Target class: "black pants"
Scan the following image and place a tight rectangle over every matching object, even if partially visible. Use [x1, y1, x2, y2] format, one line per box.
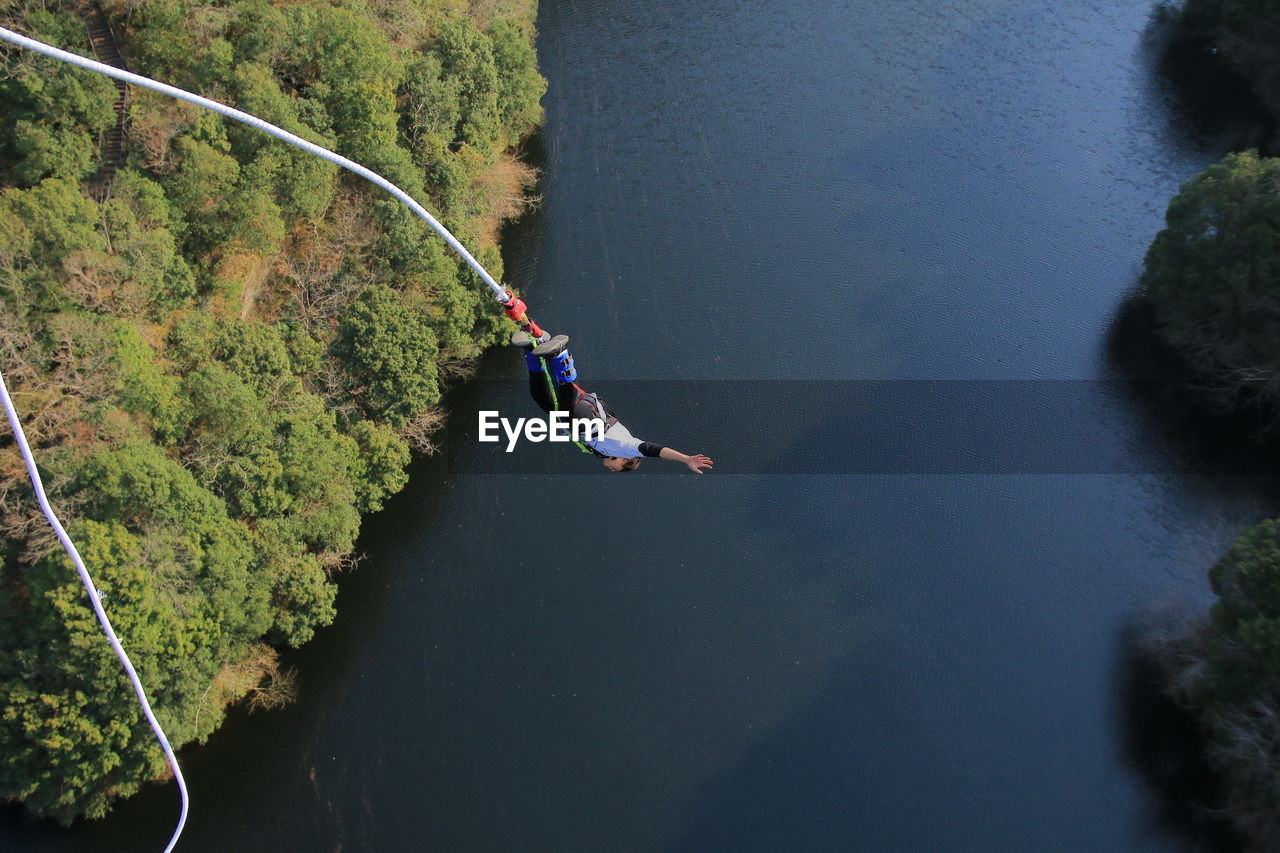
[528, 364, 616, 424]
[528, 366, 579, 415]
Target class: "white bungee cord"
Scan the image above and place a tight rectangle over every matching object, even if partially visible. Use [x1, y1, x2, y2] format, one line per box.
[0, 368, 190, 852]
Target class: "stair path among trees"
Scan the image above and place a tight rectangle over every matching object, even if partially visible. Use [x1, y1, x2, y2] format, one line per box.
[82, 1, 129, 201]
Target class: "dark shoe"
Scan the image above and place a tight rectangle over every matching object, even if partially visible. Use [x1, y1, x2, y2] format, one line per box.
[531, 334, 570, 359]
[511, 330, 534, 349]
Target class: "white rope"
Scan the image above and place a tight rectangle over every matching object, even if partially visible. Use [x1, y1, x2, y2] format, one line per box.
[0, 21, 517, 851]
[0, 24, 511, 301]
[0, 368, 189, 852]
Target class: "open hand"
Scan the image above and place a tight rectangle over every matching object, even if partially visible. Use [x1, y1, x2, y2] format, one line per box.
[686, 454, 714, 474]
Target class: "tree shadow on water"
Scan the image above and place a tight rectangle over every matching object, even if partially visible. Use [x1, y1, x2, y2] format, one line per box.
[1106, 294, 1279, 852]
[1142, 3, 1275, 156]
[1118, 625, 1241, 853]
[1104, 294, 1280, 493]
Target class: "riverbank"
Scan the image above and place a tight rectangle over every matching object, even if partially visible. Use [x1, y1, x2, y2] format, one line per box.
[1132, 3, 1280, 849]
[0, 0, 544, 822]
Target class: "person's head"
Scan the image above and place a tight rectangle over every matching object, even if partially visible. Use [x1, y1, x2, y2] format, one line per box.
[602, 456, 641, 472]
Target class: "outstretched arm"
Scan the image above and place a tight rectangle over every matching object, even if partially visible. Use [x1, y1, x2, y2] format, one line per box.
[658, 447, 714, 473]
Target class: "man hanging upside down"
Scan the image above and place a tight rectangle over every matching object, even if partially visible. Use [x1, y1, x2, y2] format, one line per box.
[513, 331, 714, 473]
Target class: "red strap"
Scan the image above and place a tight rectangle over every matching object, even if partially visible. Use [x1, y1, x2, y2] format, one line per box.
[503, 292, 528, 323]
[501, 291, 546, 339]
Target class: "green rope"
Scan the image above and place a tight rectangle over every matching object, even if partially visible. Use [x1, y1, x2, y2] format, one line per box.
[539, 355, 594, 455]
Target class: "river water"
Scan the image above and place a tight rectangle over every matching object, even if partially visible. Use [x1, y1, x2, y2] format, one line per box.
[4, 0, 1277, 850]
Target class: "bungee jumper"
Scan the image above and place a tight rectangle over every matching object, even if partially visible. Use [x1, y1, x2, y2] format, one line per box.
[501, 293, 714, 473]
[0, 20, 714, 852]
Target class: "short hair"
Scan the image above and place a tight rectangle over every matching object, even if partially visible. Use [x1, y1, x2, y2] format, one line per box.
[620, 457, 641, 471]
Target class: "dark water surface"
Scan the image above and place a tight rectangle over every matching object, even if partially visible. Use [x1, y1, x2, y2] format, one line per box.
[4, 0, 1277, 850]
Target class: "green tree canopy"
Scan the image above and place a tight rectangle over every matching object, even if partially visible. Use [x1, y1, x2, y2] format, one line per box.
[0, 13, 116, 185]
[336, 284, 440, 426]
[0, 0, 543, 823]
[1142, 150, 1280, 398]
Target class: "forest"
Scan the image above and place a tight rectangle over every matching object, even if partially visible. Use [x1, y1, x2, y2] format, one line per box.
[0, 0, 544, 822]
[1142, 0, 1280, 847]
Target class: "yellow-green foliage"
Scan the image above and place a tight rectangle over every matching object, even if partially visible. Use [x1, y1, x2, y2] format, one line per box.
[0, 0, 543, 823]
[1142, 150, 1280, 398]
